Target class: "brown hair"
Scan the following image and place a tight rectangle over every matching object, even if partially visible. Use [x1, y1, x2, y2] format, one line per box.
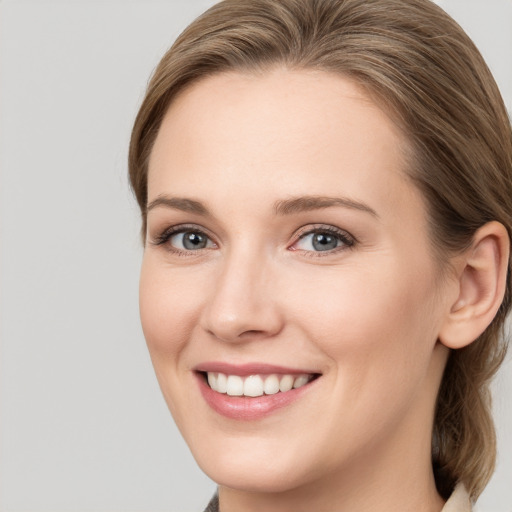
[129, 0, 512, 500]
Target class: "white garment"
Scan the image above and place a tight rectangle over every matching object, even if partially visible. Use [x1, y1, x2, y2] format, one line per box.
[442, 484, 472, 512]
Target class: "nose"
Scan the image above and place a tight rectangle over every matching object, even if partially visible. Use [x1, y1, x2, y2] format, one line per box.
[199, 250, 284, 343]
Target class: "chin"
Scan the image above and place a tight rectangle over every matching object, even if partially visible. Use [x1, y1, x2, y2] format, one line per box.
[191, 441, 314, 493]
[203, 462, 307, 494]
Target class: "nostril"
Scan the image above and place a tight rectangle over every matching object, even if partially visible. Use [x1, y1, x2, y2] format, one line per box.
[238, 329, 269, 338]
[205, 325, 278, 343]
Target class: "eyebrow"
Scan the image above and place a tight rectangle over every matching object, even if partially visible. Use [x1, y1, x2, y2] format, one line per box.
[146, 196, 211, 216]
[146, 194, 378, 218]
[273, 195, 379, 217]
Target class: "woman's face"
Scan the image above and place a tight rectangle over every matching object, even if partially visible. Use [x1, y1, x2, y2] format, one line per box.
[140, 69, 454, 493]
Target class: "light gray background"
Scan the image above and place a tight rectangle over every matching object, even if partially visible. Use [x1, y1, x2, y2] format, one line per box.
[0, 1, 510, 511]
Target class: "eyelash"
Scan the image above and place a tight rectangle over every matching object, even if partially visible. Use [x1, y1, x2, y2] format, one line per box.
[150, 223, 356, 257]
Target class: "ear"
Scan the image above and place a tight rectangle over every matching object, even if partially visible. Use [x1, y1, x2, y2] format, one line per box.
[439, 221, 510, 349]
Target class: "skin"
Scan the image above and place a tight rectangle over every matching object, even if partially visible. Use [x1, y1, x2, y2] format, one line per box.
[140, 68, 495, 511]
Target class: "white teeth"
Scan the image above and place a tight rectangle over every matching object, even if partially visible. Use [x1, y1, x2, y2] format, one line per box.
[279, 374, 294, 392]
[293, 375, 309, 389]
[263, 374, 280, 395]
[244, 375, 264, 397]
[207, 372, 217, 389]
[206, 372, 314, 396]
[216, 372, 227, 393]
[226, 375, 244, 396]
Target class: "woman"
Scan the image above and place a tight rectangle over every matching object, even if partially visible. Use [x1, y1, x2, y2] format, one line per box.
[129, 0, 512, 510]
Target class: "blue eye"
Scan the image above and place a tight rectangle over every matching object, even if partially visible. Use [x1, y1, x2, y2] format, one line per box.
[293, 228, 354, 252]
[169, 230, 214, 250]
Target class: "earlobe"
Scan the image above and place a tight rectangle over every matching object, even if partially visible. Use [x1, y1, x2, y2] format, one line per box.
[439, 221, 510, 350]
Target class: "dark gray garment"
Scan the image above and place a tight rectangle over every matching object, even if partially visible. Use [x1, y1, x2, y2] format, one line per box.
[203, 493, 219, 512]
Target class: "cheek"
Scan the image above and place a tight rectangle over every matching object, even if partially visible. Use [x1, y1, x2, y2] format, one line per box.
[288, 257, 441, 389]
[281, 259, 442, 461]
[139, 257, 203, 362]
[139, 257, 211, 427]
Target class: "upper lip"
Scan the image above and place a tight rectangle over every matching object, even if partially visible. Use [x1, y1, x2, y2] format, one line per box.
[193, 361, 321, 377]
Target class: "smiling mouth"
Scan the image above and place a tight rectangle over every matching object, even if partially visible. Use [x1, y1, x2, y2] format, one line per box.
[201, 371, 320, 397]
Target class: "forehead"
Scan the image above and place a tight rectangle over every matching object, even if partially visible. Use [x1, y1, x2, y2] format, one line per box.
[148, 68, 416, 221]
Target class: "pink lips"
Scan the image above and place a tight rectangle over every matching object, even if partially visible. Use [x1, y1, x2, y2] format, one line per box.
[194, 362, 319, 421]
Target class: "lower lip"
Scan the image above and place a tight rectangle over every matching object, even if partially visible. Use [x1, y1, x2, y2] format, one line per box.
[196, 373, 317, 421]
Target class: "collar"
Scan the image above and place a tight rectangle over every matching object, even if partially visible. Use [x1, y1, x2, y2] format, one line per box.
[441, 483, 472, 512]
